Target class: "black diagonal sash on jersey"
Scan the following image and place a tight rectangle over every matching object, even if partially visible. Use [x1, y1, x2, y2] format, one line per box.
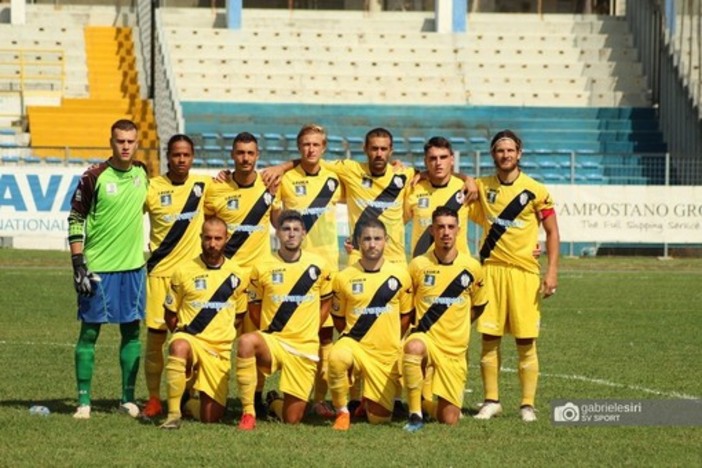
[356, 174, 407, 227]
[343, 275, 401, 342]
[411, 269, 473, 334]
[301, 177, 338, 233]
[184, 274, 238, 335]
[413, 188, 464, 258]
[224, 191, 273, 258]
[265, 265, 321, 334]
[147, 182, 205, 273]
[479, 189, 535, 263]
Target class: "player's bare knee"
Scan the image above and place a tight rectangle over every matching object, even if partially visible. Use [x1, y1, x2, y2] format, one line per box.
[168, 338, 191, 358]
[516, 337, 535, 346]
[403, 339, 425, 356]
[237, 333, 257, 357]
[482, 333, 501, 343]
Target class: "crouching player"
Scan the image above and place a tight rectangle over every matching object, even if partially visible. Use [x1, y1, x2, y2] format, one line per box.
[160, 217, 249, 429]
[328, 219, 414, 431]
[403, 207, 488, 431]
[235, 210, 332, 430]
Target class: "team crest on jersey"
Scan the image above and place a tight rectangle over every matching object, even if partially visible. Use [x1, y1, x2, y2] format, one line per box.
[487, 189, 499, 204]
[308, 267, 318, 281]
[160, 194, 172, 206]
[418, 197, 430, 209]
[193, 185, 203, 198]
[194, 278, 207, 290]
[264, 192, 273, 205]
[455, 191, 465, 204]
[352, 282, 363, 294]
[295, 184, 306, 196]
[388, 278, 399, 291]
[164, 293, 174, 307]
[106, 183, 118, 195]
[519, 192, 529, 206]
[133, 177, 142, 187]
[460, 273, 471, 288]
[362, 177, 372, 188]
[227, 198, 239, 210]
[75, 189, 82, 202]
[327, 179, 337, 192]
[230, 274, 240, 290]
[393, 176, 404, 189]
[272, 272, 283, 284]
[423, 274, 435, 286]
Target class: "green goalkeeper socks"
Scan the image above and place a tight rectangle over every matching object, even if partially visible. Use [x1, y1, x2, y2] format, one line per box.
[75, 323, 101, 406]
[119, 321, 141, 404]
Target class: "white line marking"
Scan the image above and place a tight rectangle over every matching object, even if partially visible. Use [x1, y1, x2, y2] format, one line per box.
[465, 365, 700, 400]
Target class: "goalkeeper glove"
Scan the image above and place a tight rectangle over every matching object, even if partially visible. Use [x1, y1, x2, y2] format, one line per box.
[72, 254, 101, 297]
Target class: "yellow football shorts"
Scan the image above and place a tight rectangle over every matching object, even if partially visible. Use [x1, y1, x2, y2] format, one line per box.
[170, 332, 232, 406]
[146, 275, 170, 330]
[476, 263, 541, 338]
[404, 332, 467, 408]
[333, 337, 400, 412]
[258, 332, 317, 402]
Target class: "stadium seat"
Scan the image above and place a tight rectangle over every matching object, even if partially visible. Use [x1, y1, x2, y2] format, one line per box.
[205, 158, 226, 168]
[23, 155, 41, 164]
[1, 155, 19, 163]
[192, 158, 205, 168]
[45, 156, 63, 164]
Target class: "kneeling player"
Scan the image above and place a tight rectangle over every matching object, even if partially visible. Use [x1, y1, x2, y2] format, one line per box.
[328, 219, 414, 431]
[403, 207, 487, 431]
[236, 210, 332, 430]
[160, 217, 249, 429]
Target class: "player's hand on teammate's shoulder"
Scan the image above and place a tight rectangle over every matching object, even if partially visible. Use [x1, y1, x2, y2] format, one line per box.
[213, 169, 232, 183]
[410, 170, 427, 187]
[390, 159, 405, 173]
[260, 165, 285, 190]
[462, 176, 479, 203]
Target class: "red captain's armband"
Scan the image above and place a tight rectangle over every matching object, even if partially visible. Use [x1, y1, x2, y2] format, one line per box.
[540, 208, 556, 220]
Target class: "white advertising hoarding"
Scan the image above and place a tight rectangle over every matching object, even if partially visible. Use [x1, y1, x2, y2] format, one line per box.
[549, 185, 702, 243]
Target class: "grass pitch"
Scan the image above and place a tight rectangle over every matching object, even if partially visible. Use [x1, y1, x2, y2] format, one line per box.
[0, 249, 700, 466]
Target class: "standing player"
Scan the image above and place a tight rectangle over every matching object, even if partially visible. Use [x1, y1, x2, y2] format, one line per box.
[327, 219, 414, 431]
[68, 119, 148, 419]
[160, 217, 249, 429]
[204, 131, 275, 416]
[404, 136, 471, 258]
[271, 124, 343, 418]
[142, 134, 212, 418]
[403, 206, 487, 432]
[235, 210, 332, 430]
[470, 129, 560, 422]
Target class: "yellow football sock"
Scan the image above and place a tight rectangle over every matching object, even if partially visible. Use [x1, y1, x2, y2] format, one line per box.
[480, 338, 501, 402]
[422, 365, 435, 402]
[184, 398, 201, 421]
[269, 397, 284, 420]
[313, 342, 333, 402]
[236, 357, 257, 416]
[165, 356, 186, 419]
[145, 330, 167, 399]
[329, 347, 353, 410]
[402, 353, 424, 416]
[517, 342, 539, 407]
[422, 399, 437, 420]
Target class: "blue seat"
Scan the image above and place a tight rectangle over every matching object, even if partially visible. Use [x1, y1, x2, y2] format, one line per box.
[45, 156, 63, 164]
[542, 173, 566, 184]
[192, 158, 205, 168]
[328, 135, 344, 145]
[520, 160, 538, 170]
[88, 158, 103, 165]
[538, 160, 560, 171]
[205, 158, 226, 168]
[2, 155, 19, 163]
[23, 156, 41, 164]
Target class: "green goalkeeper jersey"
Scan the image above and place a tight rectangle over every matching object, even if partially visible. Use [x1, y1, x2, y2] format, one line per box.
[68, 161, 148, 272]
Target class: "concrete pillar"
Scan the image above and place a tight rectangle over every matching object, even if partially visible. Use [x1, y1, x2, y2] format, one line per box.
[226, 0, 242, 30]
[436, 0, 466, 33]
[10, 0, 26, 25]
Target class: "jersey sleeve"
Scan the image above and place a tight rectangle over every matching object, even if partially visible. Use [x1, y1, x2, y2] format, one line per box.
[470, 261, 488, 307]
[164, 269, 183, 313]
[247, 264, 263, 304]
[398, 270, 414, 315]
[331, 273, 346, 318]
[320, 260, 333, 299]
[233, 270, 250, 315]
[67, 168, 100, 244]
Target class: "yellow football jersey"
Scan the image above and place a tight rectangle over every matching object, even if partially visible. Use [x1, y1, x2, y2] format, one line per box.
[165, 257, 249, 348]
[204, 175, 274, 268]
[322, 159, 414, 264]
[404, 175, 470, 258]
[470, 172, 554, 274]
[273, 166, 343, 270]
[331, 261, 413, 360]
[145, 174, 211, 277]
[249, 251, 332, 356]
[408, 249, 488, 356]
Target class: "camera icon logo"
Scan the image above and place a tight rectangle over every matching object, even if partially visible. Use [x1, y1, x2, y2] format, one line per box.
[553, 402, 580, 422]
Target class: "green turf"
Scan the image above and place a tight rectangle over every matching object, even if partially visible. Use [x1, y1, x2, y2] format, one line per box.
[0, 250, 700, 466]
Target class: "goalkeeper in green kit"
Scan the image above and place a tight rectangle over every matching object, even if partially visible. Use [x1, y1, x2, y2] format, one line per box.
[67, 119, 149, 419]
